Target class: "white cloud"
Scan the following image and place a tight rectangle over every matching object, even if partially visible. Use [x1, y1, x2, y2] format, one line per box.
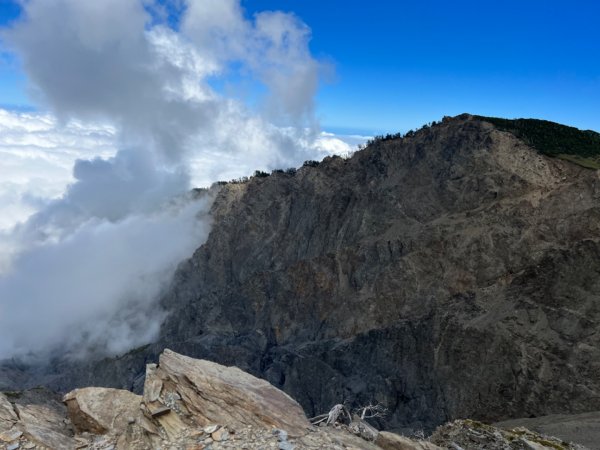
[0, 0, 367, 361]
[0, 108, 365, 232]
[0, 194, 212, 360]
[0, 109, 116, 231]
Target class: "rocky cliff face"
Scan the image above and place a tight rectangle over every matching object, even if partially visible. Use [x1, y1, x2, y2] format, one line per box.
[4, 114, 600, 433]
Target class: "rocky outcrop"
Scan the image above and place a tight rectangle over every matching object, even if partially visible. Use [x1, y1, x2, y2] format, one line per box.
[0, 388, 78, 449]
[2, 350, 366, 449]
[5, 114, 600, 433]
[0, 350, 585, 450]
[430, 419, 588, 450]
[495, 412, 600, 450]
[143, 349, 311, 437]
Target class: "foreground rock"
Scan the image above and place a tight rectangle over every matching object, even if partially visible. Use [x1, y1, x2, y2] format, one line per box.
[64, 387, 141, 435]
[0, 350, 590, 450]
[0, 350, 382, 449]
[144, 348, 310, 437]
[0, 388, 78, 449]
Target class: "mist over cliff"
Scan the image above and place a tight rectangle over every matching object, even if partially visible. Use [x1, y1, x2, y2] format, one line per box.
[0, 0, 355, 360]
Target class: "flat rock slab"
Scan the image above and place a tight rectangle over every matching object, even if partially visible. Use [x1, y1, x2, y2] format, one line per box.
[149, 349, 312, 437]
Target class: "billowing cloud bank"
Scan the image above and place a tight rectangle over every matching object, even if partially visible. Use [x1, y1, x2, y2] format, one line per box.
[0, 0, 364, 361]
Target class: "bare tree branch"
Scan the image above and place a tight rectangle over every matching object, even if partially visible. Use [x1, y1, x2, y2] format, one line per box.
[355, 402, 388, 420]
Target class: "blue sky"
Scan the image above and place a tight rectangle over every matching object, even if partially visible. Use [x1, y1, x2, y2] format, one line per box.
[1, 0, 599, 134]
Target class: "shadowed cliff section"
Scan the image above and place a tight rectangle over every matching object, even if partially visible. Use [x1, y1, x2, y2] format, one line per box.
[4, 114, 600, 433]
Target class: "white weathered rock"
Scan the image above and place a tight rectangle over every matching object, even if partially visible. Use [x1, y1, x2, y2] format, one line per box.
[521, 438, 555, 450]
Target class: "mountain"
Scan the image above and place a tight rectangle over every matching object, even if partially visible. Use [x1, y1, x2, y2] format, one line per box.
[3, 114, 600, 434]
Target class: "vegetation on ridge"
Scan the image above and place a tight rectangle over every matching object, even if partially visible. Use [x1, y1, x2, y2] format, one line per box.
[476, 115, 600, 169]
[211, 115, 600, 188]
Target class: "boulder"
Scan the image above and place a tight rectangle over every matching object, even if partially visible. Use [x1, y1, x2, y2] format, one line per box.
[145, 348, 312, 437]
[63, 387, 141, 434]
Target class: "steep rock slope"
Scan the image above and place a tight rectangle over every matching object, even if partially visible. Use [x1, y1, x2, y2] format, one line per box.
[8, 115, 600, 432]
[156, 114, 600, 430]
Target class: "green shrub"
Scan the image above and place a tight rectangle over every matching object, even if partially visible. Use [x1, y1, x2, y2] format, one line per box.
[477, 115, 600, 159]
[303, 160, 320, 167]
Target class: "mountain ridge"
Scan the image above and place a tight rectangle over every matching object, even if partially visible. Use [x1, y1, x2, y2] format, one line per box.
[3, 114, 600, 434]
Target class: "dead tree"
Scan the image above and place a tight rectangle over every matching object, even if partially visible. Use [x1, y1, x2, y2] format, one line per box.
[309, 401, 388, 442]
[355, 403, 388, 420]
[309, 403, 350, 426]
